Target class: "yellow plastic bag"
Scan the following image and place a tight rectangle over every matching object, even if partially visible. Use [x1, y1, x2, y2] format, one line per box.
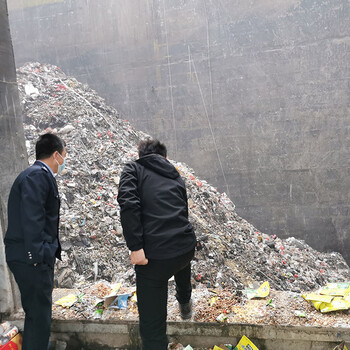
[319, 297, 350, 313]
[320, 283, 350, 297]
[246, 282, 270, 299]
[55, 294, 77, 308]
[302, 293, 333, 303]
[234, 335, 259, 350]
[303, 282, 350, 313]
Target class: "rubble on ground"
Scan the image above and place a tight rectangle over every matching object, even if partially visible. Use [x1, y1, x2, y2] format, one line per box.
[17, 62, 350, 298]
[49, 281, 350, 327]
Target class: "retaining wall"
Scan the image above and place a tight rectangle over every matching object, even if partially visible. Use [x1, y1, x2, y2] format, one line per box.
[7, 318, 350, 350]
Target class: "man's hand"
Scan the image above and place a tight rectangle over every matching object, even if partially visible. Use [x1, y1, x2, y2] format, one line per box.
[130, 249, 148, 265]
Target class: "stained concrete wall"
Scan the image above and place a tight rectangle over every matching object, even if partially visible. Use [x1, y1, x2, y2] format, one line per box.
[6, 0, 350, 263]
[9, 318, 350, 350]
[0, 0, 28, 314]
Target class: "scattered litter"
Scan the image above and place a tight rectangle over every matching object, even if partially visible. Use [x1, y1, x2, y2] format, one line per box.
[24, 82, 39, 96]
[213, 345, 233, 350]
[302, 282, 350, 313]
[246, 281, 270, 299]
[266, 298, 275, 308]
[93, 308, 103, 320]
[234, 335, 259, 350]
[55, 294, 78, 308]
[216, 313, 227, 323]
[294, 310, 306, 318]
[103, 282, 123, 307]
[320, 282, 350, 296]
[333, 341, 348, 350]
[108, 293, 131, 310]
[0, 322, 21, 349]
[183, 345, 193, 350]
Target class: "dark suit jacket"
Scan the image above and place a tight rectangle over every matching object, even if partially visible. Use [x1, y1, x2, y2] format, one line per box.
[4, 160, 62, 267]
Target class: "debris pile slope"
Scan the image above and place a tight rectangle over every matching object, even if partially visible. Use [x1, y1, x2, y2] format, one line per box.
[18, 62, 350, 293]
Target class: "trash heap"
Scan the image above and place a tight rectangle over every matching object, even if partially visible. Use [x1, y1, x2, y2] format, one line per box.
[18, 62, 350, 295]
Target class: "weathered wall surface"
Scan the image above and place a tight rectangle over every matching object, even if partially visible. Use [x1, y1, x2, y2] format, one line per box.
[7, 0, 350, 262]
[0, 0, 27, 314]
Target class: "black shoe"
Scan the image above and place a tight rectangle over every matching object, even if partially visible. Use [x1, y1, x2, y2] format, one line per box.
[179, 300, 192, 319]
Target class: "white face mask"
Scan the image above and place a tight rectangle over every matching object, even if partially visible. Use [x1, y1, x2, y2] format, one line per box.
[55, 152, 66, 175]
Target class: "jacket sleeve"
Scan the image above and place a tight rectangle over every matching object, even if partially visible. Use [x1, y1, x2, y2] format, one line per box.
[117, 162, 144, 251]
[20, 171, 50, 264]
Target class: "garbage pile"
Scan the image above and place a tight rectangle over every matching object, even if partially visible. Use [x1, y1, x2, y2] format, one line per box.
[17, 62, 350, 294]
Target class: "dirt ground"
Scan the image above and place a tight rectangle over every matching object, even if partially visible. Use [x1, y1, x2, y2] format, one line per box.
[51, 282, 350, 328]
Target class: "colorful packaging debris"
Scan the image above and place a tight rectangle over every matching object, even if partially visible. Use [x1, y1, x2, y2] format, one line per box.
[234, 335, 259, 350]
[0, 322, 22, 350]
[245, 281, 270, 299]
[302, 282, 350, 313]
[55, 294, 78, 308]
[0, 334, 22, 350]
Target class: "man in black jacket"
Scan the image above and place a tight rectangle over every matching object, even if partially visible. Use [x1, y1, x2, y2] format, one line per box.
[118, 139, 196, 350]
[4, 133, 66, 350]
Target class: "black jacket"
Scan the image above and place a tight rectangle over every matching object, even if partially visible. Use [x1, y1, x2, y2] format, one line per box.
[117, 154, 196, 259]
[4, 161, 61, 267]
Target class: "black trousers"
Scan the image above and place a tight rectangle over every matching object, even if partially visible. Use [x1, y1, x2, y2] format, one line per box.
[135, 249, 194, 350]
[8, 261, 54, 350]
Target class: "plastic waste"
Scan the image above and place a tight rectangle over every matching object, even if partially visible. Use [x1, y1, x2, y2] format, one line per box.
[332, 341, 348, 350]
[103, 282, 123, 307]
[0, 333, 22, 349]
[245, 281, 270, 299]
[302, 282, 350, 313]
[55, 294, 78, 308]
[266, 299, 275, 308]
[183, 346, 193, 350]
[108, 293, 131, 310]
[0, 322, 19, 347]
[234, 335, 259, 350]
[319, 282, 350, 296]
[294, 310, 306, 318]
[216, 313, 227, 322]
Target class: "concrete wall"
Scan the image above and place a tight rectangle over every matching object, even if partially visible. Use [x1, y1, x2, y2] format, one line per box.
[0, 0, 28, 315]
[7, 0, 350, 263]
[9, 318, 350, 350]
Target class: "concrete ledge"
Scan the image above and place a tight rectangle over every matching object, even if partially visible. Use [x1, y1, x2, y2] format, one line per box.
[10, 318, 350, 349]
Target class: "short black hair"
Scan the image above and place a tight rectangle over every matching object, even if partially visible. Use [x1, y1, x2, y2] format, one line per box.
[35, 133, 66, 160]
[138, 139, 167, 158]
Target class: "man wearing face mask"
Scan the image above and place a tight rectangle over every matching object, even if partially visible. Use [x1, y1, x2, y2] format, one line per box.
[4, 133, 66, 350]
